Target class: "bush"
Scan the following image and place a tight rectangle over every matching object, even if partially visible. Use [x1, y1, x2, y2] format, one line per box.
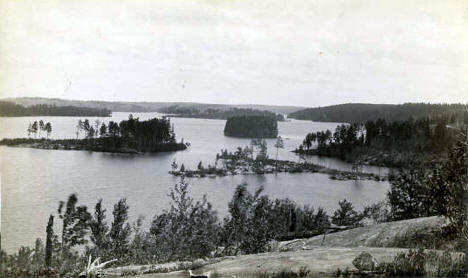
[387, 135, 467, 233]
[376, 249, 468, 277]
[150, 178, 220, 261]
[221, 184, 330, 255]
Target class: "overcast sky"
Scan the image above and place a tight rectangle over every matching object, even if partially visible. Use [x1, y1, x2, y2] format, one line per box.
[0, 0, 466, 107]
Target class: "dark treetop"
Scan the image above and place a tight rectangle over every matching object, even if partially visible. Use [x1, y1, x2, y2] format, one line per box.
[224, 115, 278, 138]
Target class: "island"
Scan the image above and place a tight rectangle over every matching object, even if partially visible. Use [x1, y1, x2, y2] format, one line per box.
[224, 115, 278, 138]
[169, 141, 385, 181]
[0, 115, 188, 153]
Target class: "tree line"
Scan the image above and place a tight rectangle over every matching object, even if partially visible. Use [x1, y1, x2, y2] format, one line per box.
[0, 101, 111, 117]
[158, 106, 285, 121]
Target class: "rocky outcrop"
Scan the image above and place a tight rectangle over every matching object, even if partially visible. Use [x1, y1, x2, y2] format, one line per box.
[104, 217, 457, 278]
[277, 216, 450, 251]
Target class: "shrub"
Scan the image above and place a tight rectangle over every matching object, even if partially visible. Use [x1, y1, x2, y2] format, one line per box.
[150, 178, 220, 261]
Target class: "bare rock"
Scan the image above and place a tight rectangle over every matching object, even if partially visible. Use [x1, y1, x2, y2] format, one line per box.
[352, 252, 378, 271]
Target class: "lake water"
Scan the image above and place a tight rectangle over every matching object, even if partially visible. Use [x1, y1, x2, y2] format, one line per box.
[0, 112, 389, 253]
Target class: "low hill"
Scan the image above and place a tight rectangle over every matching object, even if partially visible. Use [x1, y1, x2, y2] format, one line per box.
[288, 103, 468, 123]
[4, 97, 303, 115]
[160, 105, 285, 121]
[0, 101, 111, 117]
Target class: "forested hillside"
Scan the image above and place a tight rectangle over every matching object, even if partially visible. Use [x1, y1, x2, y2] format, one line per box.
[288, 103, 468, 123]
[0, 101, 111, 117]
[5, 97, 302, 114]
[296, 114, 466, 167]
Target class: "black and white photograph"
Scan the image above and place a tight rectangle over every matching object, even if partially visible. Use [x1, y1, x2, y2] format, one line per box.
[0, 0, 467, 277]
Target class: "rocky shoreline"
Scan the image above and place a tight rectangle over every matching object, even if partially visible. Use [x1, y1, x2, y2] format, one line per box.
[169, 158, 386, 181]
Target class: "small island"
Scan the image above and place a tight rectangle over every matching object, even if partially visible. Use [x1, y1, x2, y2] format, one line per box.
[169, 140, 385, 181]
[224, 115, 278, 138]
[0, 115, 188, 153]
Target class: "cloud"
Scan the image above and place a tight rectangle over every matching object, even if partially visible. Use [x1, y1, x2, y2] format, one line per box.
[0, 0, 466, 106]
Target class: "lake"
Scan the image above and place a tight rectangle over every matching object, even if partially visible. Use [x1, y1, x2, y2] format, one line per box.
[0, 112, 389, 253]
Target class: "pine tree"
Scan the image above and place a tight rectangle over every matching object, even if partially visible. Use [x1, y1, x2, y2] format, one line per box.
[57, 194, 91, 256]
[39, 120, 45, 138]
[45, 215, 54, 268]
[31, 121, 38, 138]
[110, 198, 131, 258]
[45, 122, 52, 139]
[331, 199, 359, 227]
[89, 199, 110, 257]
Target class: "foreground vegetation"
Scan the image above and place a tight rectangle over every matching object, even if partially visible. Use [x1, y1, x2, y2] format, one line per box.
[0, 101, 111, 117]
[1, 181, 365, 277]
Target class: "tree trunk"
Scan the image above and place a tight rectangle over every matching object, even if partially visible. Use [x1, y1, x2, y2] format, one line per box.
[275, 147, 279, 175]
[45, 215, 54, 268]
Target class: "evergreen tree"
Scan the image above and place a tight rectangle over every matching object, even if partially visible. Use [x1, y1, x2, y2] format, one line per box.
[39, 120, 45, 138]
[110, 198, 131, 258]
[274, 136, 284, 174]
[45, 122, 52, 139]
[89, 199, 110, 257]
[31, 121, 38, 138]
[45, 215, 54, 269]
[99, 123, 107, 137]
[57, 194, 91, 255]
[27, 123, 32, 138]
[331, 199, 360, 227]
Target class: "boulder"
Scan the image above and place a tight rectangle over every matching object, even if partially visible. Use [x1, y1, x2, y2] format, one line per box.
[352, 252, 378, 271]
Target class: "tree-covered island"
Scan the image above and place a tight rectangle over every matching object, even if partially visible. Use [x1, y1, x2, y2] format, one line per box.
[224, 115, 279, 138]
[0, 115, 188, 153]
[295, 115, 467, 167]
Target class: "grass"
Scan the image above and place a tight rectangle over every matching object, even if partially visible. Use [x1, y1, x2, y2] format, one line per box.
[339, 249, 468, 278]
[243, 267, 312, 278]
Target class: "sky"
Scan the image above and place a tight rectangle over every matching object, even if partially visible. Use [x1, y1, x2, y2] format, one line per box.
[0, 0, 467, 107]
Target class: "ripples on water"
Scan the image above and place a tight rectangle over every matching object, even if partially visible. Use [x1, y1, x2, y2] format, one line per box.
[0, 112, 389, 252]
